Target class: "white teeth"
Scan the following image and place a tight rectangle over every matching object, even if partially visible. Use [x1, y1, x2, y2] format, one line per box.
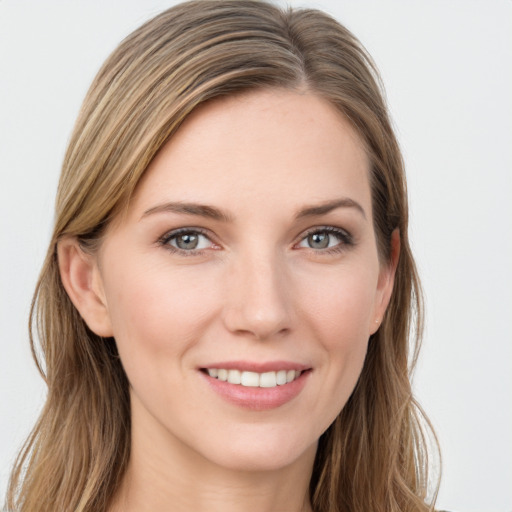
[227, 369, 241, 384]
[241, 371, 260, 387]
[206, 368, 304, 388]
[276, 370, 287, 385]
[260, 371, 277, 388]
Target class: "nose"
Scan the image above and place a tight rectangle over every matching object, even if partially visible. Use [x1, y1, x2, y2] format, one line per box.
[222, 250, 293, 341]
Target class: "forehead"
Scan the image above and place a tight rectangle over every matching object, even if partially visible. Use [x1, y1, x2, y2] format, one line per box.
[131, 89, 371, 219]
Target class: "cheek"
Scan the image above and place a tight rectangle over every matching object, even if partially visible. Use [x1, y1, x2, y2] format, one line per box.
[296, 263, 378, 421]
[314, 274, 374, 373]
[102, 260, 221, 371]
[298, 262, 378, 346]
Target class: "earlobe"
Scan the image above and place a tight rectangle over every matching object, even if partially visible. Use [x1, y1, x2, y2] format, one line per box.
[57, 238, 113, 337]
[370, 229, 400, 335]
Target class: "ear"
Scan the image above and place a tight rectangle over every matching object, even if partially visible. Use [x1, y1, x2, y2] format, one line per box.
[370, 229, 400, 335]
[57, 237, 113, 337]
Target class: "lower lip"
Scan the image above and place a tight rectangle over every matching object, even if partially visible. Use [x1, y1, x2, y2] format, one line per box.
[201, 370, 311, 411]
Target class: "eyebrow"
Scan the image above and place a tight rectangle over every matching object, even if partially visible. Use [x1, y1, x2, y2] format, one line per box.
[141, 197, 366, 222]
[141, 202, 234, 222]
[295, 198, 367, 220]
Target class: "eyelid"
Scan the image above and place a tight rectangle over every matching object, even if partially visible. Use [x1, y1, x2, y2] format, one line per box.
[157, 225, 354, 256]
[294, 225, 354, 252]
[158, 227, 220, 255]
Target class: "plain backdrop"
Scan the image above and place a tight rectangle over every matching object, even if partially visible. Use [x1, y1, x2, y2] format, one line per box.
[1, 1, 511, 511]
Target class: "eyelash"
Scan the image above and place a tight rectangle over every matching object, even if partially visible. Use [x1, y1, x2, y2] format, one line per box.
[158, 227, 216, 257]
[297, 226, 354, 255]
[158, 226, 354, 256]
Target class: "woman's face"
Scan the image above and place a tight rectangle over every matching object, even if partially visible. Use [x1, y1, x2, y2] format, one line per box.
[92, 89, 395, 472]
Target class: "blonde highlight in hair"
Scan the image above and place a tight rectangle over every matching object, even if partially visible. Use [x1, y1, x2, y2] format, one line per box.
[6, 2, 440, 511]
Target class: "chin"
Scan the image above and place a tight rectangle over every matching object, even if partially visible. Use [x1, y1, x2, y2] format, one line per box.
[197, 429, 319, 473]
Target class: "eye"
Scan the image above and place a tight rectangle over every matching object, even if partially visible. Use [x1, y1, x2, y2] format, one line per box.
[296, 227, 352, 252]
[160, 228, 217, 254]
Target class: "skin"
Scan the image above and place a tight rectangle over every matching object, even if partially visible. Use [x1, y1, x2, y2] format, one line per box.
[59, 89, 398, 512]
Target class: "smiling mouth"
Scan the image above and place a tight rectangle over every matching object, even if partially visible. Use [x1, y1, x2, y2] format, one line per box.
[202, 368, 304, 388]
[200, 365, 311, 410]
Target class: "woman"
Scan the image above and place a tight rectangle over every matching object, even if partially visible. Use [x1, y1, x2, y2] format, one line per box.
[5, 1, 440, 511]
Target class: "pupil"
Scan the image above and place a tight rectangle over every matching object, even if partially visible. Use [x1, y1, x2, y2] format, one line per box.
[309, 232, 329, 249]
[177, 233, 198, 249]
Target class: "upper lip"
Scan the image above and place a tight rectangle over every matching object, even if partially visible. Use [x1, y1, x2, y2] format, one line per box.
[200, 360, 311, 372]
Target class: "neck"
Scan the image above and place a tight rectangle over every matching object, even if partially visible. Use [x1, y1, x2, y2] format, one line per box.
[111, 456, 315, 512]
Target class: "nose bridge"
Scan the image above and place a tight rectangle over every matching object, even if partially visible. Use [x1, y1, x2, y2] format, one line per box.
[223, 245, 292, 340]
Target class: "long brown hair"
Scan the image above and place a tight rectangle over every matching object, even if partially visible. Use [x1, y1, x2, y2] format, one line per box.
[6, 2, 439, 511]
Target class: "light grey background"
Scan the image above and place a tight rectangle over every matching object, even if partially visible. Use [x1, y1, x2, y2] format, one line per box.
[1, 1, 511, 511]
